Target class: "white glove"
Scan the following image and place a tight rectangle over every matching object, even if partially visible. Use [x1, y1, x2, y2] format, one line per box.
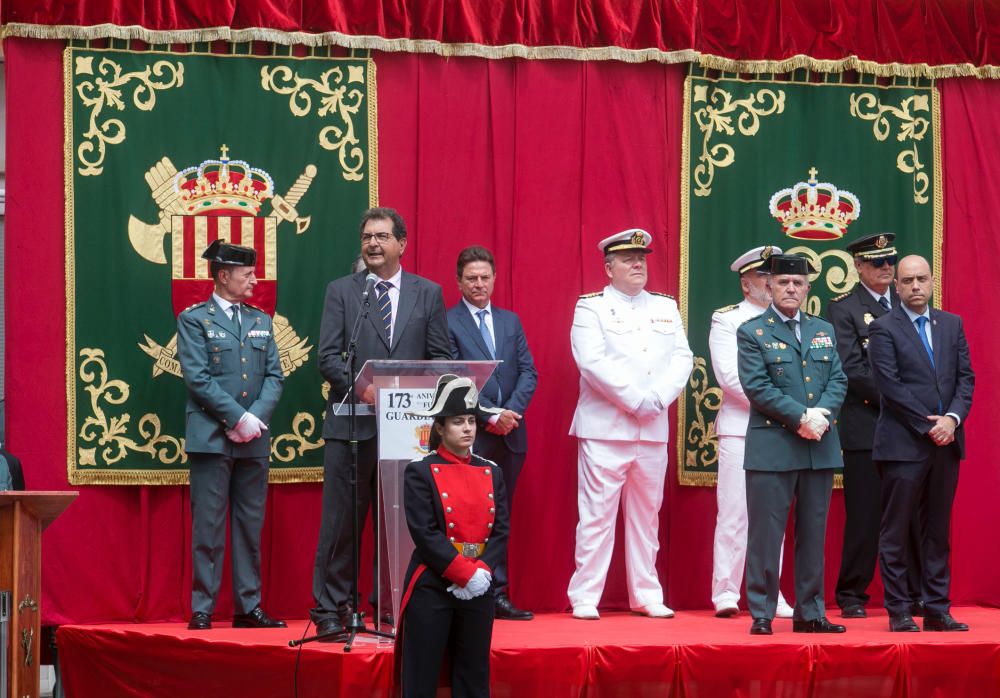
[227, 412, 266, 443]
[447, 584, 474, 601]
[804, 407, 831, 434]
[464, 568, 492, 598]
[633, 394, 663, 420]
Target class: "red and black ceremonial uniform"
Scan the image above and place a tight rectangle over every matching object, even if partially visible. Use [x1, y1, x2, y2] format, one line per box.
[396, 447, 509, 698]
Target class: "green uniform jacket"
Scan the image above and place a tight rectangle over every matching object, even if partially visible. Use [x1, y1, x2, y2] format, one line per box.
[737, 306, 847, 471]
[176, 297, 284, 457]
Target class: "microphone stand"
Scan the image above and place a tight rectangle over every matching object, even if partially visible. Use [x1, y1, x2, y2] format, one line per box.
[291, 280, 394, 651]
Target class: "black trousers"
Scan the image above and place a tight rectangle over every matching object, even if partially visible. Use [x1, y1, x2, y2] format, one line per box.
[835, 449, 923, 608]
[400, 576, 494, 698]
[473, 431, 525, 595]
[310, 436, 382, 622]
[877, 449, 960, 617]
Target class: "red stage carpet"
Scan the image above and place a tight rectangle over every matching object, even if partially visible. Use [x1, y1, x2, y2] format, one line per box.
[58, 607, 1000, 697]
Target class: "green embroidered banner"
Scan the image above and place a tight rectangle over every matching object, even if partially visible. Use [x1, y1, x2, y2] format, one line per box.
[678, 74, 941, 485]
[65, 46, 376, 484]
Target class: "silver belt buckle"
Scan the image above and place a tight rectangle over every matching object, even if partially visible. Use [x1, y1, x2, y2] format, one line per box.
[462, 542, 479, 558]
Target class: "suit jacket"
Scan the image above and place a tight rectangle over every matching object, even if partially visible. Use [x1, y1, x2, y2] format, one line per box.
[177, 298, 284, 457]
[569, 286, 693, 443]
[319, 270, 451, 441]
[826, 284, 898, 450]
[447, 303, 538, 454]
[0, 448, 25, 491]
[737, 306, 847, 471]
[709, 299, 767, 437]
[868, 305, 974, 462]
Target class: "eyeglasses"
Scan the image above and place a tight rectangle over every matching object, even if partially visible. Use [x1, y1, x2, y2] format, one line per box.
[360, 232, 393, 243]
[869, 255, 897, 268]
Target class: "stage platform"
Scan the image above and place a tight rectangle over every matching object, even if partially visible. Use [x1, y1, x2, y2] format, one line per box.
[57, 607, 1000, 697]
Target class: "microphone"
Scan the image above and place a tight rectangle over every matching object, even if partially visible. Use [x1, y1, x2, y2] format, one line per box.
[361, 273, 379, 302]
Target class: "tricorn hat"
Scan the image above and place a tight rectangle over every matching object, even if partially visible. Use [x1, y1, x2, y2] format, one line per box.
[410, 374, 503, 420]
[201, 239, 257, 266]
[769, 254, 817, 276]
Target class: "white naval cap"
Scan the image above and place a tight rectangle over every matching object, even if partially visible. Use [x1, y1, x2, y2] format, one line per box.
[598, 228, 653, 256]
[730, 245, 783, 274]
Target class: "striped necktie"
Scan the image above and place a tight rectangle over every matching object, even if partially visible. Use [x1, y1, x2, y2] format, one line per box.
[376, 281, 393, 340]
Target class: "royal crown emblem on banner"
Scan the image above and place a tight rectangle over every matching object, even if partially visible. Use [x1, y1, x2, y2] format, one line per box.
[768, 167, 860, 241]
[131, 146, 314, 378]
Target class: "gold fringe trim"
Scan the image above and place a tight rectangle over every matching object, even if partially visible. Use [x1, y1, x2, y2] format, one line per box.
[697, 52, 1000, 81]
[67, 466, 323, 486]
[8, 22, 1000, 77]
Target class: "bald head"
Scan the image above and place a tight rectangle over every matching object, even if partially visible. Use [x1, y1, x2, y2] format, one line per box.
[895, 255, 933, 314]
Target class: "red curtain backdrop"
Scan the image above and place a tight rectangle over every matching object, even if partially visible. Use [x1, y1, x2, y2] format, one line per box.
[6, 1, 1000, 70]
[5, 36, 1000, 624]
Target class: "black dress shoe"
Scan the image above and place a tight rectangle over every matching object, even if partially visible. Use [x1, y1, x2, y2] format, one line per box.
[495, 594, 534, 621]
[889, 614, 920, 632]
[792, 617, 847, 633]
[924, 613, 969, 632]
[316, 617, 348, 642]
[232, 606, 287, 629]
[910, 600, 925, 617]
[188, 612, 212, 630]
[749, 618, 773, 635]
[841, 604, 867, 619]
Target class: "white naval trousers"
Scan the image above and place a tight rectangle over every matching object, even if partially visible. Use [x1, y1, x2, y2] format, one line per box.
[567, 438, 667, 609]
[711, 435, 786, 609]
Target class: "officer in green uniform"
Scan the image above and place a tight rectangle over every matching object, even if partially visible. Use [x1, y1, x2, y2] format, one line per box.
[737, 254, 848, 636]
[176, 240, 286, 630]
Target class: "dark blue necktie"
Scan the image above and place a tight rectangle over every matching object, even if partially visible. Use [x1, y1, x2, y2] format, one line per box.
[376, 281, 393, 340]
[879, 296, 890, 312]
[915, 316, 935, 369]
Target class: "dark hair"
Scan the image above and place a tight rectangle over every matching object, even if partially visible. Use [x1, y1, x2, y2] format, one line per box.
[427, 417, 446, 452]
[456, 245, 495, 277]
[359, 207, 407, 240]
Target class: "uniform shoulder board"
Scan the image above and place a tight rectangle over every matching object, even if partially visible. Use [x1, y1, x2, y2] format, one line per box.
[242, 301, 266, 313]
[715, 304, 739, 313]
[649, 292, 675, 299]
[830, 291, 851, 302]
[738, 315, 760, 328]
[183, 301, 206, 312]
[578, 291, 602, 299]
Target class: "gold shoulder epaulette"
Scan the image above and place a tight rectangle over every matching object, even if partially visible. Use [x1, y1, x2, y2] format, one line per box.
[242, 301, 265, 313]
[715, 304, 738, 313]
[183, 301, 205, 312]
[649, 292, 675, 299]
[830, 291, 851, 302]
[579, 291, 602, 299]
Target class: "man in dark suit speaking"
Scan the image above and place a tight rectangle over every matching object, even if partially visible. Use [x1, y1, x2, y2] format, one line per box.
[868, 254, 975, 632]
[448, 246, 538, 620]
[311, 207, 452, 639]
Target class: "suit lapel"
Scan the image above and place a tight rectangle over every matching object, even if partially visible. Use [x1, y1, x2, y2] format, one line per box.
[361, 273, 390, 350]
[457, 304, 492, 358]
[856, 285, 887, 319]
[766, 307, 799, 350]
[930, 309, 944, 372]
[894, 307, 935, 372]
[490, 307, 505, 356]
[209, 298, 238, 336]
[391, 272, 417, 352]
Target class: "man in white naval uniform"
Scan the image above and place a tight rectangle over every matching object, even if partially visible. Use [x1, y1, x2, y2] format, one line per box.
[567, 228, 693, 620]
[709, 245, 793, 619]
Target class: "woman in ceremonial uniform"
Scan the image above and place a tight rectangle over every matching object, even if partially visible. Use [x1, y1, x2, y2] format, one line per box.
[397, 374, 509, 698]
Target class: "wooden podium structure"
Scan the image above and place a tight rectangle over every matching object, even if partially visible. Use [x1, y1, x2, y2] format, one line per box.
[0, 492, 77, 698]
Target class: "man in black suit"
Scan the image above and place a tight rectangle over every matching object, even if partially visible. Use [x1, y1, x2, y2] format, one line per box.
[868, 254, 974, 632]
[829, 233, 923, 619]
[311, 207, 452, 639]
[447, 246, 538, 620]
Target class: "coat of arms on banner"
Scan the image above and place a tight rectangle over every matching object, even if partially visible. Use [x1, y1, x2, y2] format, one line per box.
[65, 46, 376, 485]
[134, 149, 314, 379]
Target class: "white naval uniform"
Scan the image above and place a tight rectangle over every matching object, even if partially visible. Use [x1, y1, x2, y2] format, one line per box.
[709, 298, 788, 611]
[567, 284, 693, 609]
